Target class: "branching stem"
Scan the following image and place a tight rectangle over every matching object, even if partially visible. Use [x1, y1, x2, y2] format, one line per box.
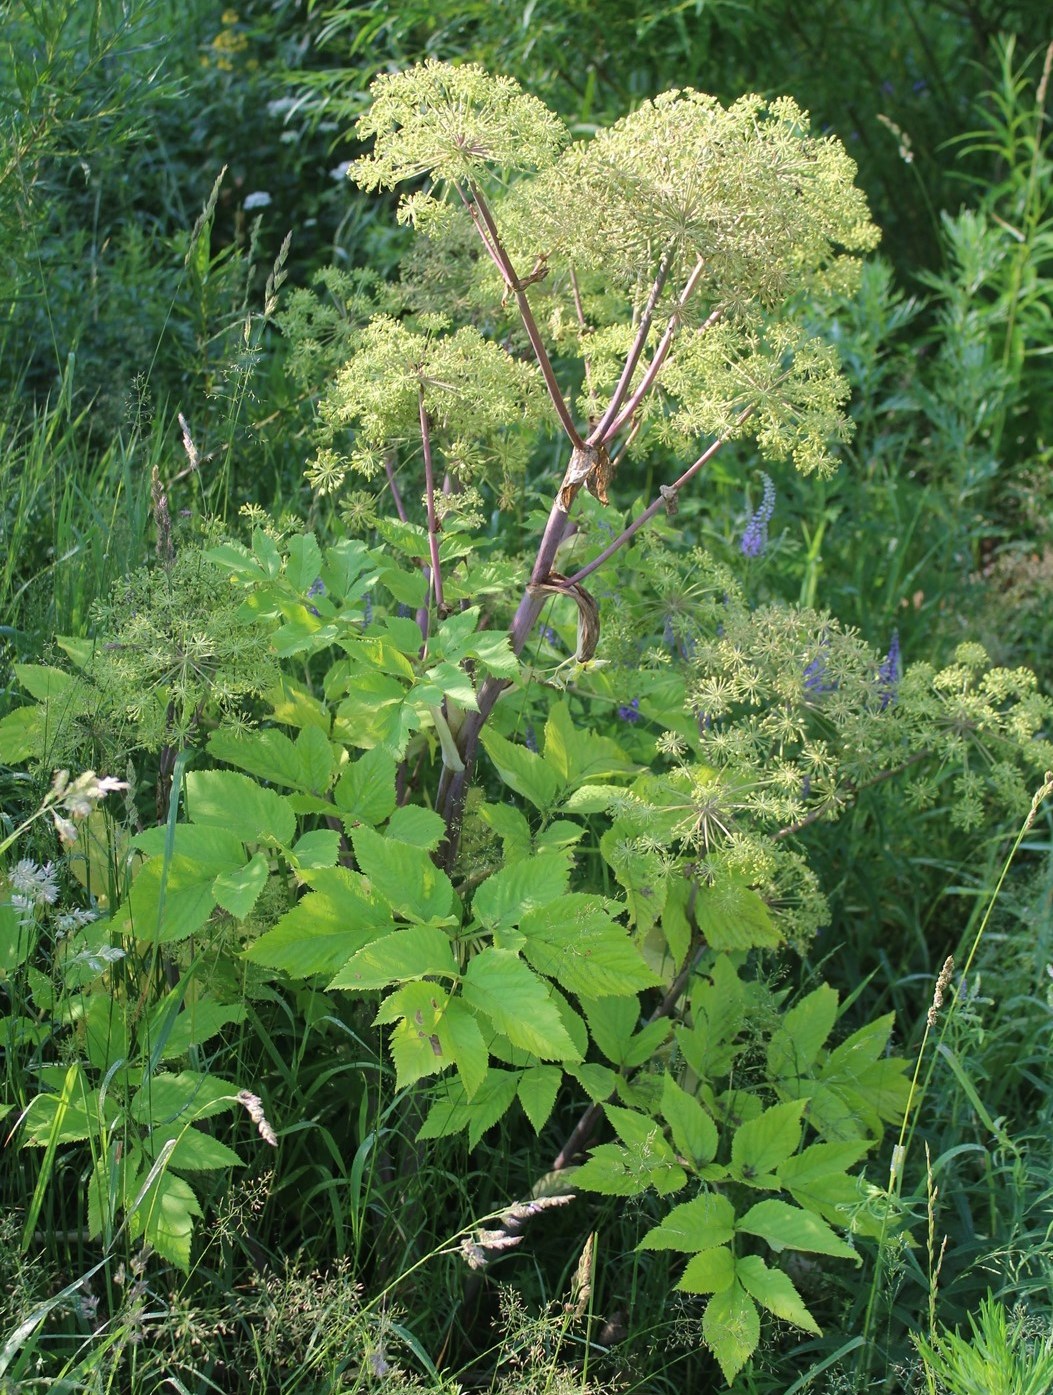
[589, 243, 677, 445]
[566, 407, 755, 588]
[462, 181, 585, 449]
[607, 268, 716, 440]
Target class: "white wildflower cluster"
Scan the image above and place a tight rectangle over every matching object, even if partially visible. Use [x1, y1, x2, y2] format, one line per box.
[54, 906, 101, 937]
[3, 856, 101, 939]
[7, 859, 59, 924]
[49, 769, 128, 845]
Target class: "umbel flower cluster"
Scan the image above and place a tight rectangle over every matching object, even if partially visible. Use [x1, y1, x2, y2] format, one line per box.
[265, 57, 1053, 876]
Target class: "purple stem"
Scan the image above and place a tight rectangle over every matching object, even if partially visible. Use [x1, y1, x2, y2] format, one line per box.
[566, 408, 755, 588]
[384, 453, 409, 525]
[588, 244, 676, 445]
[606, 264, 714, 440]
[463, 181, 585, 450]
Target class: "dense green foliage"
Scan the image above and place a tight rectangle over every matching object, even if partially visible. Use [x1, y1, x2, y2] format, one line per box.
[2, 3, 1053, 1392]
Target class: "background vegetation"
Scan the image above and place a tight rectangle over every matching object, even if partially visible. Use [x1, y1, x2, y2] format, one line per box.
[2, 1, 1053, 1391]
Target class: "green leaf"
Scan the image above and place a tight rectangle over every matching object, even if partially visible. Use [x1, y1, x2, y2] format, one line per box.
[604, 1105, 686, 1194]
[519, 895, 660, 998]
[293, 725, 337, 794]
[560, 784, 624, 814]
[445, 997, 489, 1099]
[534, 820, 584, 854]
[0, 901, 35, 975]
[415, 661, 479, 711]
[12, 664, 80, 704]
[822, 1012, 894, 1076]
[464, 629, 519, 679]
[268, 678, 331, 732]
[0, 704, 48, 762]
[702, 1282, 760, 1384]
[334, 671, 417, 756]
[205, 540, 265, 580]
[573, 1135, 686, 1197]
[568, 1061, 619, 1102]
[675, 1245, 736, 1294]
[377, 561, 427, 608]
[252, 529, 282, 577]
[208, 725, 334, 794]
[321, 537, 377, 600]
[152, 1126, 244, 1172]
[599, 822, 668, 932]
[350, 825, 454, 923]
[767, 984, 838, 1082]
[129, 1073, 238, 1126]
[462, 950, 580, 1061]
[621, 1017, 673, 1069]
[660, 1076, 718, 1167]
[737, 1199, 859, 1261]
[132, 824, 245, 865]
[329, 925, 458, 991]
[334, 747, 398, 825]
[675, 955, 748, 1078]
[480, 728, 561, 810]
[639, 1192, 736, 1253]
[185, 771, 296, 847]
[120, 855, 222, 944]
[581, 995, 639, 1065]
[21, 1083, 114, 1145]
[776, 1139, 871, 1198]
[213, 853, 269, 920]
[518, 1065, 562, 1133]
[543, 702, 636, 784]
[286, 533, 324, 593]
[381, 983, 452, 1089]
[735, 1254, 821, 1334]
[417, 1070, 520, 1147]
[149, 998, 247, 1060]
[730, 1100, 806, 1183]
[245, 868, 392, 976]
[478, 802, 532, 863]
[472, 853, 571, 932]
[386, 805, 447, 850]
[130, 1169, 202, 1272]
[694, 878, 780, 951]
[290, 829, 342, 870]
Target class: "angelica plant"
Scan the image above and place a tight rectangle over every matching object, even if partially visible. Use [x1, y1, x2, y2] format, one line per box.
[309, 59, 880, 860]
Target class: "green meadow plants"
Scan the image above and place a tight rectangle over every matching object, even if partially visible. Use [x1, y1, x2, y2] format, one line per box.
[5, 49, 1053, 1394]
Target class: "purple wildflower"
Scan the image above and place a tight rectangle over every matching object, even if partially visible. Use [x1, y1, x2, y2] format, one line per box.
[306, 577, 325, 617]
[523, 723, 538, 753]
[396, 603, 413, 620]
[803, 636, 836, 697]
[740, 474, 776, 559]
[617, 697, 641, 724]
[362, 591, 373, 625]
[877, 630, 901, 709]
[539, 625, 559, 646]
